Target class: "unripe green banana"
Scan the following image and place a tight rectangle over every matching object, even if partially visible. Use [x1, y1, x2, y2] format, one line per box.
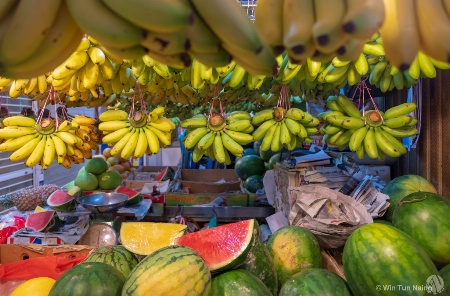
[226, 119, 252, 132]
[374, 127, 402, 157]
[180, 116, 207, 129]
[349, 125, 368, 151]
[384, 102, 417, 119]
[271, 123, 281, 152]
[324, 124, 344, 135]
[378, 128, 407, 155]
[335, 129, 354, 147]
[384, 115, 413, 129]
[279, 121, 291, 146]
[224, 129, 254, 145]
[252, 119, 277, 141]
[380, 125, 418, 138]
[221, 131, 244, 157]
[326, 96, 345, 112]
[184, 127, 209, 149]
[213, 133, 226, 163]
[197, 131, 215, 150]
[226, 111, 251, 121]
[252, 109, 274, 125]
[363, 128, 378, 159]
[285, 108, 305, 121]
[260, 124, 277, 151]
[337, 95, 361, 118]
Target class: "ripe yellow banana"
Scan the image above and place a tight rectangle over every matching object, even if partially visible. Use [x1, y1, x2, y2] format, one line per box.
[99, 110, 129, 122]
[3, 115, 36, 127]
[25, 136, 47, 167]
[147, 126, 171, 147]
[143, 127, 160, 154]
[133, 129, 148, 158]
[102, 127, 133, 144]
[0, 134, 38, 152]
[42, 136, 56, 169]
[51, 134, 67, 158]
[0, 127, 36, 139]
[120, 129, 139, 159]
[149, 118, 174, 132]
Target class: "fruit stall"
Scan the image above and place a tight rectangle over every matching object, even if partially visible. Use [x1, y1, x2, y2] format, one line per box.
[1, 0, 450, 295]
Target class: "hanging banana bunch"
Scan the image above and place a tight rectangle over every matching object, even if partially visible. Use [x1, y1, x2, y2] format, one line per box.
[180, 98, 254, 165]
[98, 106, 175, 158]
[318, 91, 418, 160]
[0, 111, 97, 169]
[252, 86, 319, 152]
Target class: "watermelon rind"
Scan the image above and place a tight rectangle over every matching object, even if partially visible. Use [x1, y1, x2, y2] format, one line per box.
[392, 192, 450, 268]
[47, 190, 76, 211]
[279, 268, 351, 296]
[115, 186, 143, 205]
[122, 245, 211, 296]
[343, 223, 439, 296]
[234, 155, 266, 180]
[239, 240, 278, 295]
[49, 262, 125, 296]
[176, 219, 256, 272]
[25, 211, 57, 232]
[84, 245, 138, 278]
[211, 269, 272, 296]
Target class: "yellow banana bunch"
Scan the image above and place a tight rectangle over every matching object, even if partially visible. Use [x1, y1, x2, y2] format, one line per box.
[98, 106, 175, 158]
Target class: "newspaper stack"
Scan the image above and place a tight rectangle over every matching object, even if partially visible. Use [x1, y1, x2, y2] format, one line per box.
[350, 175, 390, 218]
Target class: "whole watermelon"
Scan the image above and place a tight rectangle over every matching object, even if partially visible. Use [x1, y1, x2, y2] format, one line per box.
[243, 148, 257, 156]
[279, 268, 352, 296]
[122, 245, 211, 295]
[49, 262, 125, 296]
[343, 223, 439, 296]
[235, 155, 266, 180]
[211, 269, 272, 296]
[440, 264, 450, 295]
[382, 174, 437, 221]
[266, 226, 322, 290]
[260, 149, 277, 162]
[392, 192, 450, 268]
[83, 245, 138, 278]
[243, 175, 264, 193]
[239, 240, 278, 295]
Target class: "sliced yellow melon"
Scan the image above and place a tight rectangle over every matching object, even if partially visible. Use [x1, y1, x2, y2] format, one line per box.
[34, 206, 46, 213]
[120, 222, 187, 256]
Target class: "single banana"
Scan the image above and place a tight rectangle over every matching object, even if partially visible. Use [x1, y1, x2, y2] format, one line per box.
[271, 123, 282, 152]
[180, 116, 207, 129]
[254, 0, 283, 52]
[42, 136, 56, 169]
[0, 134, 37, 152]
[0, 126, 36, 139]
[326, 96, 346, 113]
[102, 127, 132, 144]
[9, 135, 42, 162]
[150, 118, 174, 132]
[380, 125, 418, 138]
[417, 51, 437, 79]
[279, 121, 291, 146]
[25, 136, 47, 167]
[252, 109, 274, 125]
[355, 144, 365, 160]
[260, 124, 277, 152]
[213, 132, 226, 163]
[147, 126, 171, 147]
[99, 110, 129, 122]
[363, 128, 378, 159]
[353, 53, 369, 75]
[2, 116, 36, 127]
[224, 129, 254, 145]
[368, 60, 388, 86]
[183, 127, 209, 149]
[378, 128, 407, 154]
[349, 125, 369, 151]
[252, 119, 277, 141]
[143, 127, 160, 154]
[98, 120, 130, 131]
[285, 108, 305, 121]
[335, 128, 354, 147]
[55, 131, 81, 145]
[226, 119, 252, 132]
[226, 111, 252, 121]
[221, 132, 244, 157]
[133, 129, 148, 158]
[374, 127, 402, 157]
[384, 102, 417, 119]
[384, 115, 413, 129]
[324, 124, 345, 135]
[120, 129, 139, 159]
[197, 131, 215, 150]
[51, 134, 67, 158]
[341, 0, 385, 40]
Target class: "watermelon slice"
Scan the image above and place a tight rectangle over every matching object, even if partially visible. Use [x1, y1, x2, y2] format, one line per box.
[47, 190, 76, 211]
[176, 219, 257, 272]
[115, 186, 143, 205]
[154, 167, 175, 181]
[25, 211, 59, 232]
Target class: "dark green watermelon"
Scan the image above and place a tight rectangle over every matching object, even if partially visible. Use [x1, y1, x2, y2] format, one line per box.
[382, 174, 437, 221]
[268, 153, 280, 169]
[440, 264, 450, 295]
[260, 149, 277, 162]
[244, 148, 258, 156]
[392, 192, 450, 268]
[343, 223, 439, 296]
[279, 268, 351, 296]
[243, 175, 264, 193]
[239, 240, 278, 295]
[235, 155, 266, 180]
[83, 245, 138, 278]
[49, 262, 125, 296]
[211, 269, 272, 296]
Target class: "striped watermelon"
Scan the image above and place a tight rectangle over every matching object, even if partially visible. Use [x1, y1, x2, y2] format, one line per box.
[83, 245, 138, 278]
[176, 219, 257, 272]
[211, 269, 272, 296]
[393, 192, 450, 268]
[48, 262, 125, 296]
[266, 226, 322, 290]
[122, 245, 211, 296]
[239, 240, 278, 295]
[343, 223, 439, 296]
[279, 268, 351, 296]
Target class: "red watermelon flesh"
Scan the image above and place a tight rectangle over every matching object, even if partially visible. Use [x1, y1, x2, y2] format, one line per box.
[47, 190, 76, 211]
[153, 167, 175, 181]
[25, 211, 56, 232]
[115, 186, 143, 205]
[176, 219, 256, 272]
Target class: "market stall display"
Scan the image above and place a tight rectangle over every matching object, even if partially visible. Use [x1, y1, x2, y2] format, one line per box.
[0, 0, 450, 295]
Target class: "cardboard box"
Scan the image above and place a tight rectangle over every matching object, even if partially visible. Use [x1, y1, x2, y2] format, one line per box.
[7, 237, 63, 245]
[125, 166, 178, 189]
[0, 244, 94, 264]
[180, 169, 241, 193]
[165, 192, 248, 206]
